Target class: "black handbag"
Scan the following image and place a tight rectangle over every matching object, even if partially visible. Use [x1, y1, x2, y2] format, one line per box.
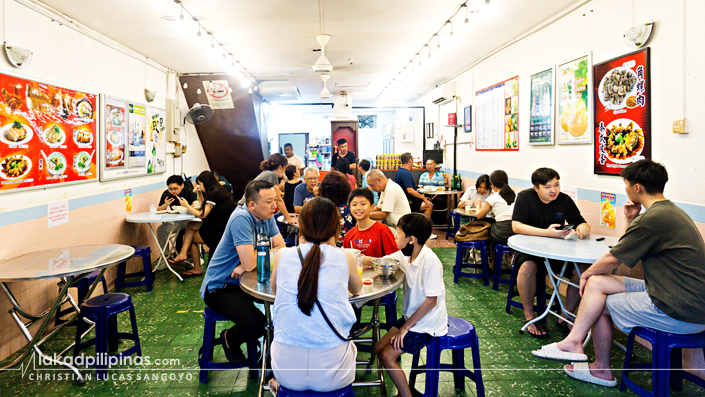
[296, 247, 353, 342]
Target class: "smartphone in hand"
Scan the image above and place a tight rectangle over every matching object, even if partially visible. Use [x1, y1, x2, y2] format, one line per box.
[557, 224, 575, 231]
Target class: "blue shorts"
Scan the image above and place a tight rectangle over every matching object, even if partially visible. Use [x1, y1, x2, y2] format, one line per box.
[605, 277, 705, 335]
[392, 317, 434, 354]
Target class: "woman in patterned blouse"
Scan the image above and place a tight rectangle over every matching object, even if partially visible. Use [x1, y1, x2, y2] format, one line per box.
[419, 158, 446, 187]
[318, 171, 356, 246]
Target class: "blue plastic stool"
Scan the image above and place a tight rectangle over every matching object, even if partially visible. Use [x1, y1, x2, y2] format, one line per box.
[409, 316, 484, 397]
[505, 260, 547, 315]
[446, 211, 463, 241]
[454, 240, 489, 286]
[492, 244, 513, 291]
[620, 327, 705, 397]
[278, 384, 354, 397]
[116, 245, 154, 292]
[73, 293, 142, 379]
[360, 291, 397, 331]
[198, 306, 259, 383]
[55, 270, 108, 326]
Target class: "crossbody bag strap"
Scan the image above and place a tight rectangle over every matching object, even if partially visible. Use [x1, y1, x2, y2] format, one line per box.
[296, 246, 352, 342]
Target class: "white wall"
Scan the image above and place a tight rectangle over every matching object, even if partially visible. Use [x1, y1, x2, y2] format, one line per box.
[0, 1, 208, 212]
[415, 0, 705, 206]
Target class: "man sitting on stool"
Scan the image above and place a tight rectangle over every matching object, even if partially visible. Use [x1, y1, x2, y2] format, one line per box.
[395, 153, 433, 221]
[366, 169, 411, 233]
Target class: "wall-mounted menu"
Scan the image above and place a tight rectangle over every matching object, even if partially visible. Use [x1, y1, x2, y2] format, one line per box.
[0, 72, 97, 193]
[100, 95, 166, 181]
[593, 48, 651, 176]
[475, 76, 519, 151]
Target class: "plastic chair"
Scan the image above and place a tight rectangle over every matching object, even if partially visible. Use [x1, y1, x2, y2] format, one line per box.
[454, 240, 489, 286]
[198, 306, 259, 383]
[505, 260, 547, 315]
[446, 211, 463, 241]
[409, 316, 484, 397]
[492, 244, 513, 291]
[276, 219, 297, 247]
[73, 293, 142, 379]
[55, 269, 108, 326]
[620, 327, 705, 397]
[278, 384, 354, 397]
[116, 245, 154, 292]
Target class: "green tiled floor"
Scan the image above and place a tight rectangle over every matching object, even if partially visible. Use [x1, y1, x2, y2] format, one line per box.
[0, 248, 702, 396]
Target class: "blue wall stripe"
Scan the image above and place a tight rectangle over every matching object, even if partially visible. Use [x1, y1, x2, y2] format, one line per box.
[445, 167, 705, 224]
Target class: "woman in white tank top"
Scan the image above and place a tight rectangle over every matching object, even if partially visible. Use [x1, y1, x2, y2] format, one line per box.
[269, 198, 363, 393]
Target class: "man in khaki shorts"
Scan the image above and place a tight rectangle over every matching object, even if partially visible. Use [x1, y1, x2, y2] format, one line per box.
[532, 160, 705, 387]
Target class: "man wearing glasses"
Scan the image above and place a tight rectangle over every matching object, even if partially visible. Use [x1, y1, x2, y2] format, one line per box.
[293, 167, 320, 213]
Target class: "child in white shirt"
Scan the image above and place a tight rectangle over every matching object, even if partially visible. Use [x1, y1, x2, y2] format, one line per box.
[368, 213, 448, 397]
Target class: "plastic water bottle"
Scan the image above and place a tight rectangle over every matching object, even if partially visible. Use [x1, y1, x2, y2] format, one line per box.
[256, 233, 270, 283]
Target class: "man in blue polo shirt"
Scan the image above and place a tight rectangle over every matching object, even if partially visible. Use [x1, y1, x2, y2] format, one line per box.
[201, 180, 285, 363]
[293, 167, 319, 213]
[395, 152, 433, 220]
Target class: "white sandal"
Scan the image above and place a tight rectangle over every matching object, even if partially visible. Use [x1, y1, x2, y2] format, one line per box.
[564, 362, 618, 387]
[532, 342, 588, 362]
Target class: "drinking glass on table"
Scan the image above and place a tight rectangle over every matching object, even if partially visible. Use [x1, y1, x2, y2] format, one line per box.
[149, 204, 157, 213]
[356, 254, 365, 278]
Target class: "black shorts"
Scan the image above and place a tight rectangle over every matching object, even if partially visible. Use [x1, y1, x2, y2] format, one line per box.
[392, 317, 434, 354]
[514, 252, 571, 276]
[409, 197, 424, 213]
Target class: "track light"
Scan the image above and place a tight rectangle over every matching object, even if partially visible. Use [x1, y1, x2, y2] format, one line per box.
[197, 25, 201, 39]
[248, 88, 253, 94]
[435, 34, 441, 50]
[183, 82, 188, 89]
[196, 87, 202, 94]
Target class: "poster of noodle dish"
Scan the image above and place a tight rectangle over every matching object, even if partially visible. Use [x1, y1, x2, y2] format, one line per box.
[593, 48, 651, 175]
[0, 71, 97, 193]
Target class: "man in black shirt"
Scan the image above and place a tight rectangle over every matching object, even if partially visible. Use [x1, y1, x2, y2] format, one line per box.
[512, 168, 590, 338]
[156, 175, 198, 268]
[395, 152, 433, 220]
[331, 138, 356, 174]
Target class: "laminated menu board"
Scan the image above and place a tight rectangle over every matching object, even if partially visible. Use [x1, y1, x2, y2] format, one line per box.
[557, 54, 592, 145]
[594, 48, 651, 175]
[529, 67, 554, 145]
[0, 71, 97, 193]
[100, 95, 166, 181]
[475, 76, 518, 151]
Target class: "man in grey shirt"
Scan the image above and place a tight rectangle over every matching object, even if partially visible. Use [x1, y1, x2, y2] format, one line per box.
[532, 160, 705, 387]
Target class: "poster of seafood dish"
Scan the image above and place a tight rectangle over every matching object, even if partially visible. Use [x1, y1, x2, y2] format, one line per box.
[593, 48, 651, 175]
[100, 95, 166, 181]
[0, 72, 97, 193]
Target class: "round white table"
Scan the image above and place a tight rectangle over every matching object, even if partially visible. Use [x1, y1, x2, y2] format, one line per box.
[0, 244, 135, 381]
[508, 234, 619, 330]
[240, 267, 404, 397]
[125, 211, 198, 281]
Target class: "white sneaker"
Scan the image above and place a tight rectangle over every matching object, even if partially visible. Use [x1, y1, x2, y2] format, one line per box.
[429, 233, 438, 240]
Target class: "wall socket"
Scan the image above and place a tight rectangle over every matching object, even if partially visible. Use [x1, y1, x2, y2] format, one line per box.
[672, 119, 689, 134]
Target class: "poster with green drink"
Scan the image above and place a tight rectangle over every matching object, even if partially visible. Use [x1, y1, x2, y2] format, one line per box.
[557, 53, 592, 144]
[529, 67, 554, 145]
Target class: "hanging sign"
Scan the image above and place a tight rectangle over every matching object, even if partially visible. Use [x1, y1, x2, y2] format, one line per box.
[203, 80, 234, 109]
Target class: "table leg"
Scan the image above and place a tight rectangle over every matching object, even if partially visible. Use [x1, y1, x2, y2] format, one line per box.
[371, 299, 387, 397]
[521, 259, 573, 332]
[257, 301, 274, 397]
[0, 280, 85, 381]
[146, 223, 183, 282]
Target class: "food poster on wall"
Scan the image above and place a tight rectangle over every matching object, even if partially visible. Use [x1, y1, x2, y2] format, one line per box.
[594, 48, 651, 175]
[145, 106, 166, 173]
[128, 104, 146, 169]
[529, 68, 554, 145]
[104, 96, 126, 170]
[124, 189, 132, 214]
[0, 72, 97, 193]
[600, 192, 616, 229]
[475, 76, 518, 150]
[558, 54, 592, 144]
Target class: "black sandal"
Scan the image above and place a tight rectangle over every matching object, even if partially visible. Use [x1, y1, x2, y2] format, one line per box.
[519, 321, 549, 339]
[556, 320, 571, 333]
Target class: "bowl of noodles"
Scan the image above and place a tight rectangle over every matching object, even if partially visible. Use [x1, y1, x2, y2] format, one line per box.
[603, 119, 644, 164]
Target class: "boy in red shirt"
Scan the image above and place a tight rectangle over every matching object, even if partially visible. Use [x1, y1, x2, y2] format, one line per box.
[344, 188, 399, 257]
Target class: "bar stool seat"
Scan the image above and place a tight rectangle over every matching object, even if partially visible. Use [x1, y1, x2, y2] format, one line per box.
[446, 211, 463, 241]
[409, 316, 484, 397]
[492, 244, 513, 291]
[198, 306, 259, 383]
[55, 269, 108, 325]
[454, 240, 489, 286]
[116, 245, 154, 292]
[73, 293, 142, 379]
[620, 326, 705, 397]
[278, 384, 354, 397]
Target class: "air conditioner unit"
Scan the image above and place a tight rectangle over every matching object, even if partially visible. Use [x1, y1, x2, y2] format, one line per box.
[259, 80, 301, 103]
[430, 81, 456, 105]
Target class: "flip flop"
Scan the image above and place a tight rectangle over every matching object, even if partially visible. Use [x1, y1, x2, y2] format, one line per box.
[564, 362, 618, 387]
[268, 378, 279, 397]
[532, 342, 588, 362]
[180, 270, 203, 278]
[556, 320, 571, 333]
[519, 321, 549, 339]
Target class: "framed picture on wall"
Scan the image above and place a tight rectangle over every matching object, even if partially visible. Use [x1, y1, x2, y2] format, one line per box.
[426, 122, 434, 138]
[463, 106, 472, 132]
[528, 67, 554, 145]
[557, 52, 593, 145]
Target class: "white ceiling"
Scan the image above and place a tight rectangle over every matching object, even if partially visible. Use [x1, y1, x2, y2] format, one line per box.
[39, 0, 583, 105]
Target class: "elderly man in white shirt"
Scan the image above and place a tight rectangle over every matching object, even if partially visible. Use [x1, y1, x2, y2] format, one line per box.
[365, 169, 411, 230]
